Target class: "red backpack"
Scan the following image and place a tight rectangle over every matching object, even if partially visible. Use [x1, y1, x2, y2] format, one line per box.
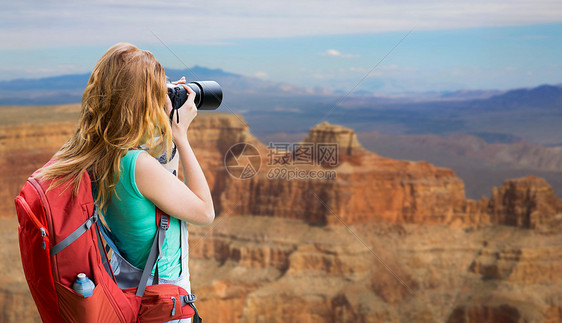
[14, 160, 202, 323]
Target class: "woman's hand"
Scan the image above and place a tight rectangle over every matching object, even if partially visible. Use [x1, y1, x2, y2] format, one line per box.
[165, 76, 197, 145]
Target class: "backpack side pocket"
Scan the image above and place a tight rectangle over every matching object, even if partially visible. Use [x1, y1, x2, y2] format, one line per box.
[15, 190, 58, 322]
[55, 281, 122, 323]
[137, 284, 195, 323]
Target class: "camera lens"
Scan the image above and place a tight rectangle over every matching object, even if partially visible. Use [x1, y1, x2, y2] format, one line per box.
[167, 81, 222, 111]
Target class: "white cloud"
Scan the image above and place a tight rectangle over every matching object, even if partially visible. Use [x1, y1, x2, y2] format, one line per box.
[0, 65, 88, 80]
[1, 0, 561, 50]
[349, 67, 368, 73]
[273, 106, 301, 113]
[254, 71, 268, 79]
[320, 49, 359, 58]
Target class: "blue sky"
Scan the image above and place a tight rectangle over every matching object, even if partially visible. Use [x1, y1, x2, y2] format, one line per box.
[1, 1, 561, 93]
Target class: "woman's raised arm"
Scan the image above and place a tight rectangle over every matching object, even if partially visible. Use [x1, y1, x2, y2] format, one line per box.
[135, 82, 215, 225]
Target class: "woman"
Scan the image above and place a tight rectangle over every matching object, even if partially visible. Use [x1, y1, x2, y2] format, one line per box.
[38, 42, 215, 322]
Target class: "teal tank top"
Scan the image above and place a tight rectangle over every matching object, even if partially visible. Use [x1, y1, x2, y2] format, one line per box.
[99, 150, 181, 280]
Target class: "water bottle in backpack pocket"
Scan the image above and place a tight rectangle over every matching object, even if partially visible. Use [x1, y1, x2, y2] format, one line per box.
[73, 273, 95, 297]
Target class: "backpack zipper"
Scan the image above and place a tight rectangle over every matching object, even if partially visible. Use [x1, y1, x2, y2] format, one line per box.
[40, 227, 48, 250]
[171, 296, 176, 316]
[15, 195, 50, 250]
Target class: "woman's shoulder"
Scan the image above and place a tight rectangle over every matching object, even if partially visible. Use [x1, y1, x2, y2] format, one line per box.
[125, 148, 147, 159]
[119, 149, 147, 174]
[134, 149, 159, 170]
[133, 150, 166, 185]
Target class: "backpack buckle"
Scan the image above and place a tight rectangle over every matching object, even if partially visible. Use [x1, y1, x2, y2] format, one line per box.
[159, 215, 169, 230]
[183, 294, 196, 304]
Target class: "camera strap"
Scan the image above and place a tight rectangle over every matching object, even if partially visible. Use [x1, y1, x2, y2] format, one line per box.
[169, 107, 180, 125]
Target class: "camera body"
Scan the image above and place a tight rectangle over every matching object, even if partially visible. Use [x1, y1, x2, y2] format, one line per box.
[167, 81, 222, 111]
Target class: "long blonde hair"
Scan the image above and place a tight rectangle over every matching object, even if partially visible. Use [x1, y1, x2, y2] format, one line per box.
[38, 42, 173, 210]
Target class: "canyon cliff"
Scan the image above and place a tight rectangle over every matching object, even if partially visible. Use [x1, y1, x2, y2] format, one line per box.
[0, 104, 561, 322]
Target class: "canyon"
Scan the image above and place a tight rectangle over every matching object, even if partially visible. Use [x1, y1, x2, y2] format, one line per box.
[1, 104, 561, 322]
[258, 130, 562, 200]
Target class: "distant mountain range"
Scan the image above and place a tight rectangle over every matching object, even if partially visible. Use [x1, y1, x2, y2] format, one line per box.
[1, 67, 561, 146]
[0, 66, 308, 106]
[468, 84, 562, 110]
[3, 66, 562, 106]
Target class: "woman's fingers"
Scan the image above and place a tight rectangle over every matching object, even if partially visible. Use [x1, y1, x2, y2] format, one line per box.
[182, 84, 197, 109]
[184, 83, 195, 95]
[171, 76, 186, 85]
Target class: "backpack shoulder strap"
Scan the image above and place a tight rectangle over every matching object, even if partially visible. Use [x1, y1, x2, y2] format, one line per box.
[136, 212, 170, 297]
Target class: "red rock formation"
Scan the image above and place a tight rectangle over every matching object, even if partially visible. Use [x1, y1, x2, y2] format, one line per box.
[488, 176, 561, 229]
[218, 122, 475, 225]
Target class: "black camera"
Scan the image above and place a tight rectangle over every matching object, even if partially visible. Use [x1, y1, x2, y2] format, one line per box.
[167, 80, 222, 111]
